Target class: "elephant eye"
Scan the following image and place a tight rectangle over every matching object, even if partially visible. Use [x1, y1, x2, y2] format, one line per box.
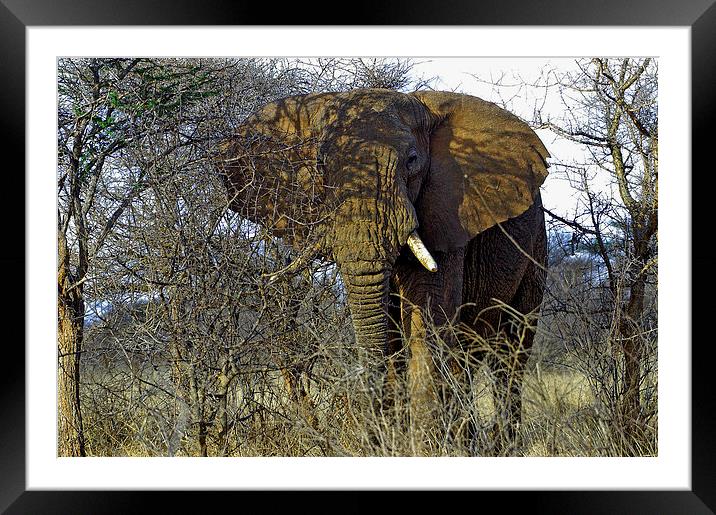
[406, 149, 419, 173]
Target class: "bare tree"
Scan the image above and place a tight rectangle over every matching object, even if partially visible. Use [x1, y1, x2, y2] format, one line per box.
[62, 57, 425, 457]
[57, 57, 232, 455]
[536, 58, 657, 451]
[61, 57, 660, 457]
[289, 58, 436, 93]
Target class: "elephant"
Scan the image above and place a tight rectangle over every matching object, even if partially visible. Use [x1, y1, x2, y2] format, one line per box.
[216, 88, 549, 454]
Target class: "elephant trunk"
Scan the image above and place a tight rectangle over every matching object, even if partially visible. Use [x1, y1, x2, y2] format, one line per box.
[331, 199, 408, 353]
[337, 229, 436, 352]
[327, 156, 428, 352]
[342, 267, 391, 352]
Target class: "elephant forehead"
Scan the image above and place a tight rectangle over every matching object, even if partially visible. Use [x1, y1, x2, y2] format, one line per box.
[338, 88, 406, 107]
[324, 131, 411, 156]
[251, 94, 330, 137]
[329, 89, 421, 123]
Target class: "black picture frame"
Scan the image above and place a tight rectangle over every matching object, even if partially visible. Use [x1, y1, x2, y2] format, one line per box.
[3, 0, 712, 512]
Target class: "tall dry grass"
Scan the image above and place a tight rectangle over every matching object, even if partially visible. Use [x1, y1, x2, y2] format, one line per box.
[80, 296, 657, 457]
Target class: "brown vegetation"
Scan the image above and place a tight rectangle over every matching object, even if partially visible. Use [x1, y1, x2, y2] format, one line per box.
[58, 57, 657, 457]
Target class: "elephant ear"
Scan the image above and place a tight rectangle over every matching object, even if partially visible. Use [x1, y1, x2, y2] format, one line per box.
[216, 93, 336, 238]
[411, 91, 549, 252]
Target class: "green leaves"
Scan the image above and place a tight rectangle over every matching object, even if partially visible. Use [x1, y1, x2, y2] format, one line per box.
[100, 66, 219, 123]
[107, 90, 120, 108]
[92, 115, 116, 129]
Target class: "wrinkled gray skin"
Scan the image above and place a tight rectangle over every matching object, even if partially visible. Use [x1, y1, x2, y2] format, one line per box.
[218, 89, 549, 450]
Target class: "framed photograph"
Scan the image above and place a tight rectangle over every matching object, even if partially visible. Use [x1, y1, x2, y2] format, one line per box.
[5, 0, 712, 511]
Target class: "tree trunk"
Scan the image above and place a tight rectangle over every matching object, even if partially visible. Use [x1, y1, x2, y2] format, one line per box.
[617, 229, 652, 452]
[618, 270, 646, 451]
[57, 253, 86, 457]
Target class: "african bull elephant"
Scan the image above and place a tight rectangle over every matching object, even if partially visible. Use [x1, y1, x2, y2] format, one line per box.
[216, 88, 549, 453]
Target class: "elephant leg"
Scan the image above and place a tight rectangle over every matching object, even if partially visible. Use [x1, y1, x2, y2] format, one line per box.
[394, 249, 464, 454]
[486, 346, 527, 455]
[487, 247, 546, 455]
[405, 303, 434, 441]
[458, 218, 543, 455]
[439, 351, 482, 455]
[458, 265, 512, 454]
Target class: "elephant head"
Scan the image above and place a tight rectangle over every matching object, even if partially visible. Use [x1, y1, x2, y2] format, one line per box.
[217, 89, 549, 352]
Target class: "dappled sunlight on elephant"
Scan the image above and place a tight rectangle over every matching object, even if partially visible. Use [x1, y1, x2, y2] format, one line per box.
[215, 89, 549, 455]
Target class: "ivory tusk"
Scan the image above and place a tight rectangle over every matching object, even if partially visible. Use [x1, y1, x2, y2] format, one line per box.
[406, 231, 438, 273]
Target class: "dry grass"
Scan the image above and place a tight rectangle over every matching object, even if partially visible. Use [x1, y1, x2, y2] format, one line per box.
[80, 309, 657, 457]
